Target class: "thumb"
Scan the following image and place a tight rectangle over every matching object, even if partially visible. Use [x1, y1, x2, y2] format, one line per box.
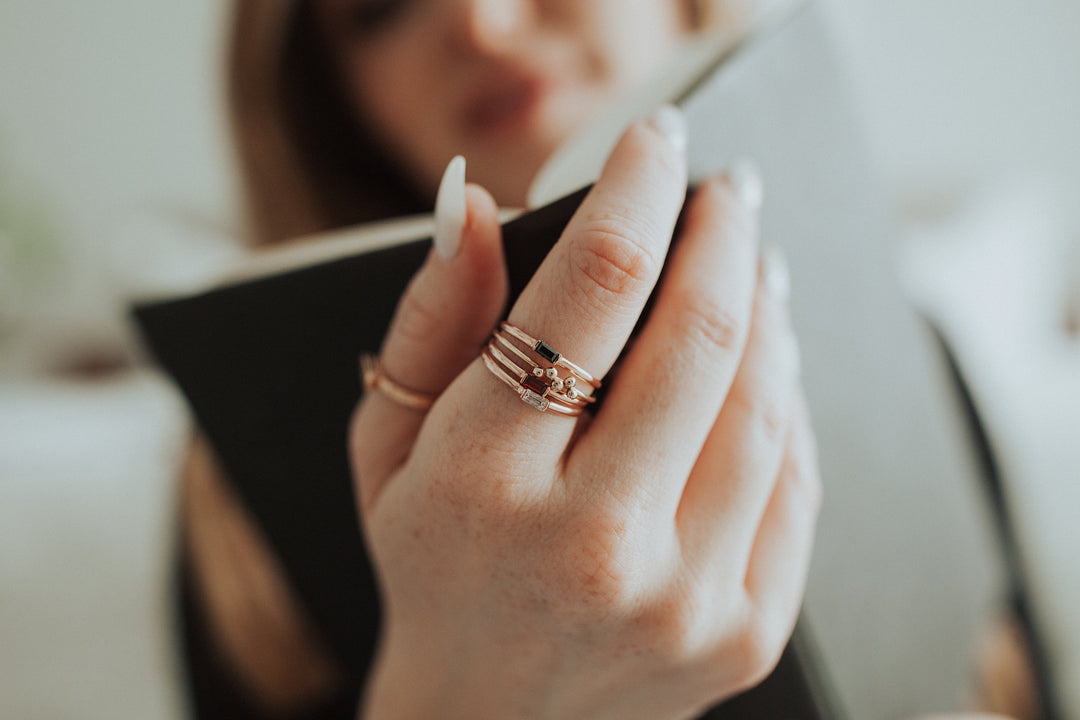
[350, 156, 508, 514]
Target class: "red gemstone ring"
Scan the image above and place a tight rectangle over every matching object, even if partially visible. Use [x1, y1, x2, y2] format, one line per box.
[481, 324, 601, 415]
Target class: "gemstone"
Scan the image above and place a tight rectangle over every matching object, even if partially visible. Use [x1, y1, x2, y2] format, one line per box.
[521, 374, 549, 395]
[545, 367, 558, 380]
[564, 376, 576, 388]
[535, 341, 560, 364]
[521, 391, 549, 411]
[567, 387, 581, 400]
[532, 367, 544, 377]
[551, 378, 564, 391]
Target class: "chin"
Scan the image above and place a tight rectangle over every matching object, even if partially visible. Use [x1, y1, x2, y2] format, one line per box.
[475, 162, 540, 209]
[464, 94, 596, 207]
[468, 137, 565, 208]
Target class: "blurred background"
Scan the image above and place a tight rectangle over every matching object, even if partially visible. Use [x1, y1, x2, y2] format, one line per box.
[1, 1, 1077, 719]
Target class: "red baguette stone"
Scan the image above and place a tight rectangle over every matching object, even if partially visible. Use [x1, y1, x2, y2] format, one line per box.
[521, 374, 549, 395]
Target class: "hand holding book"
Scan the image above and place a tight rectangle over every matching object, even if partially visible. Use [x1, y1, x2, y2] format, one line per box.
[353, 110, 820, 720]
[136, 7, 915, 713]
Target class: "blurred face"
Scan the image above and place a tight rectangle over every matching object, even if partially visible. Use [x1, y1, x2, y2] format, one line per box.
[316, 0, 692, 206]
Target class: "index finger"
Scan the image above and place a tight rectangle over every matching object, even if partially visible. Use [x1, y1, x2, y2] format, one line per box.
[491, 106, 688, 435]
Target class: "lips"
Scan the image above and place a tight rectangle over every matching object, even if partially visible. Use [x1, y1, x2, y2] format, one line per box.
[463, 71, 552, 138]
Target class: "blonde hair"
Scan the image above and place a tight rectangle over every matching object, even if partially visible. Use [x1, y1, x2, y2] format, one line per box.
[228, 0, 741, 246]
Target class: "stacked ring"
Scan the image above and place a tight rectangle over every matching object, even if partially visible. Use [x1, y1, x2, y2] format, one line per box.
[498, 323, 600, 387]
[482, 323, 601, 415]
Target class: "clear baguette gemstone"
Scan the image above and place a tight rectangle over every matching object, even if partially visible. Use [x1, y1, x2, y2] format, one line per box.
[521, 391, 549, 411]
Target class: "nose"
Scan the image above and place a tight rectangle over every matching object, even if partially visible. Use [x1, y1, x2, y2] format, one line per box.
[442, 0, 531, 55]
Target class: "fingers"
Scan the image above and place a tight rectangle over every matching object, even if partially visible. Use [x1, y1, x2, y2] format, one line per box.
[741, 390, 821, 643]
[351, 161, 507, 513]
[480, 106, 688, 446]
[573, 172, 762, 512]
[675, 245, 800, 571]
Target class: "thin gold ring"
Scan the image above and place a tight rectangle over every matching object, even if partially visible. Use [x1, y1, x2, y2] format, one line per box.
[482, 350, 584, 416]
[481, 324, 603, 415]
[359, 354, 436, 411]
[491, 333, 595, 403]
[498, 322, 600, 387]
[487, 344, 593, 408]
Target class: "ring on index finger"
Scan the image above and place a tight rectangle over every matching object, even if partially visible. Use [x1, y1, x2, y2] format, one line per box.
[360, 354, 437, 411]
[481, 323, 601, 415]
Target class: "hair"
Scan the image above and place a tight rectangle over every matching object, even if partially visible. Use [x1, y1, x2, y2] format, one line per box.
[227, 0, 743, 246]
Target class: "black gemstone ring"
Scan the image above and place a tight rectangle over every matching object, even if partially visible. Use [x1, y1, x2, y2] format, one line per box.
[482, 323, 602, 414]
[498, 323, 600, 387]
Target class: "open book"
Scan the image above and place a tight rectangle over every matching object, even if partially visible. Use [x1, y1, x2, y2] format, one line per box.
[135, 2, 999, 716]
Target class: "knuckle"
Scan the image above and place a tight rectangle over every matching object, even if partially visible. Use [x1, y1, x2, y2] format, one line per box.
[729, 611, 786, 691]
[756, 397, 789, 447]
[636, 593, 711, 663]
[726, 383, 790, 450]
[554, 513, 641, 613]
[670, 291, 743, 358]
[570, 214, 661, 302]
[473, 481, 535, 530]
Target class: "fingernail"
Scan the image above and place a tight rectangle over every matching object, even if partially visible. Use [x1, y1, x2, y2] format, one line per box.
[646, 104, 687, 153]
[761, 242, 791, 301]
[434, 155, 466, 261]
[728, 159, 764, 211]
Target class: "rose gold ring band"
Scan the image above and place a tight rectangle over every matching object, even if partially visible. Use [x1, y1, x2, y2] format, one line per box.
[498, 322, 600, 386]
[482, 351, 583, 416]
[491, 334, 596, 403]
[481, 323, 602, 415]
[360, 354, 437, 411]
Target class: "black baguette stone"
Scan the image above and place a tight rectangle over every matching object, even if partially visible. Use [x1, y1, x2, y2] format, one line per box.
[535, 341, 560, 364]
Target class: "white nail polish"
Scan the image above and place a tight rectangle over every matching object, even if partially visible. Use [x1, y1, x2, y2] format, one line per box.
[761, 242, 791, 301]
[646, 104, 687, 153]
[434, 155, 466, 261]
[729, 159, 764, 211]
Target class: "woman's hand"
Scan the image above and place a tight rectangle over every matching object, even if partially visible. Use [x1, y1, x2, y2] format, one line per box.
[349, 107, 821, 720]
